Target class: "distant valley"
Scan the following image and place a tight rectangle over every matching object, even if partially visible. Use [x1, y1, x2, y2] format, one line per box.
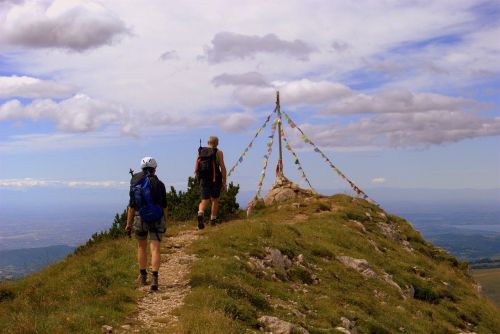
[0, 245, 75, 280]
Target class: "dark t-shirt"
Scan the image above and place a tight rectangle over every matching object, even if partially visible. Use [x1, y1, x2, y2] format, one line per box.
[129, 172, 167, 209]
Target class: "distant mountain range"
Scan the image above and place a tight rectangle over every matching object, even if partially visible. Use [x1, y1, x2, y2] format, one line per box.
[0, 245, 75, 280]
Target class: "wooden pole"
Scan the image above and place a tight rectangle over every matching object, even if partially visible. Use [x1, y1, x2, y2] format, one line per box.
[276, 91, 283, 176]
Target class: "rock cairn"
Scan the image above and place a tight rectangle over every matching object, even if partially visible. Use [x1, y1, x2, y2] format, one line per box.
[263, 175, 315, 206]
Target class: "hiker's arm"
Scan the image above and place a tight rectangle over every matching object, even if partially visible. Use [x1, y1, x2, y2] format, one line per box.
[161, 183, 168, 222]
[218, 150, 227, 189]
[126, 207, 135, 231]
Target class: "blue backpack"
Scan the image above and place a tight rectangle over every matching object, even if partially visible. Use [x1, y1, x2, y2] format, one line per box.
[132, 172, 163, 223]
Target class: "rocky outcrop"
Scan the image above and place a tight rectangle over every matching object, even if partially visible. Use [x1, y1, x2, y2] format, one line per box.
[246, 248, 319, 284]
[337, 255, 414, 300]
[257, 316, 309, 334]
[337, 256, 376, 278]
[264, 175, 315, 206]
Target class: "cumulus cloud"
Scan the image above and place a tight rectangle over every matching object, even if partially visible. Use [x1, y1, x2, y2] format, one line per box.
[212, 72, 268, 87]
[218, 112, 257, 132]
[1, 0, 128, 51]
[234, 79, 353, 107]
[371, 177, 386, 184]
[323, 89, 474, 115]
[204, 32, 315, 63]
[298, 110, 500, 149]
[0, 178, 127, 188]
[0, 75, 76, 99]
[0, 94, 126, 132]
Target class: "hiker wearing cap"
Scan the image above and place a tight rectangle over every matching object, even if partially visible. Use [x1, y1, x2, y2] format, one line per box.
[195, 136, 227, 229]
[125, 157, 168, 291]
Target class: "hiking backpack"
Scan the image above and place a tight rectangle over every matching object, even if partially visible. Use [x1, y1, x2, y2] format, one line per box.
[131, 171, 163, 223]
[197, 147, 218, 182]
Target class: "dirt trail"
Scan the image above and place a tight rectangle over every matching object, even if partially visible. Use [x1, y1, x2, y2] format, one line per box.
[122, 229, 199, 333]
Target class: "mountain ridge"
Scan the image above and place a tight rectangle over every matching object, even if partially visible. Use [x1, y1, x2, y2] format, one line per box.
[0, 194, 499, 333]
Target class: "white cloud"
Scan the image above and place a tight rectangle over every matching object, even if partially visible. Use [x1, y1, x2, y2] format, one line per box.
[0, 0, 128, 51]
[297, 110, 500, 149]
[212, 72, 268, 87]
[203, 32, 315, 63]
[371, 177, 386, 185]
[234, 79, 353, 107]
[0, 0, 497, 152]
[0, 178, 128, 188]
[0, 75, 75, 99]
[0, 131, 129, 153]
[322, 89, 475, 115]
[218, 112, 257, 132]
[0, 94, 126, 132]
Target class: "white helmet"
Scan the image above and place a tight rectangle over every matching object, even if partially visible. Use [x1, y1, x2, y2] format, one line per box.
[140, 156, 157, 169]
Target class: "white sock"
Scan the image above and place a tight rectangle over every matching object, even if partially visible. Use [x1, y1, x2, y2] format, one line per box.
[210, 215, 217, 220]
[198, 211, 204, 216]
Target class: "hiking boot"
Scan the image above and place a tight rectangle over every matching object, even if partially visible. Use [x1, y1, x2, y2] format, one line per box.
[197, 214, 205, 230]
[210, 218, 218, 226]
[151, 275, 158, 291]
[138, 274, 148, 286]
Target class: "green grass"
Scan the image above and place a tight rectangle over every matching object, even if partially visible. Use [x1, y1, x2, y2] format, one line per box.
[0, 238, 140, 334]
[472, 268, 500, 306]
[174, 195, 500, 334]
[2, 196, 499, 334]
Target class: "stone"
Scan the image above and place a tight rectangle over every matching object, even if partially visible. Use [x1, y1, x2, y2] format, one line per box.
[265, 247, 292, 272]
[263, 175, 314, 206]
[257, 316, 309, 334]
[341, 316, 355, 329]
[335, 317, 358, 334]
[337, 256, 376, 278]
[102, 325, 113, 333]
[121, 324, 131, 330]
[402, 285, 415, 299]
[348, 220, 366, 233]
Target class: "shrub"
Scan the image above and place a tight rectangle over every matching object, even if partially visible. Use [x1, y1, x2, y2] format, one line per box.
[167, 177, 240, 222]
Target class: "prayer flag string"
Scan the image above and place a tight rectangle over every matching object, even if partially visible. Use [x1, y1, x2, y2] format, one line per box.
[282, 111, 376, 204]
[280, 125, 316, 193]
[248, 116, 279, 209]
[227, 107, 277, 178]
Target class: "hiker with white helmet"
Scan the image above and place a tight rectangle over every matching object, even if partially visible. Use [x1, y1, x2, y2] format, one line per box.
[125, 157, 167, 291]
[195, 136, 227, 229]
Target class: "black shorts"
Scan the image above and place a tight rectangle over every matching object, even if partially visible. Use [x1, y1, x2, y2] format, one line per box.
[200, 180, 222, 199]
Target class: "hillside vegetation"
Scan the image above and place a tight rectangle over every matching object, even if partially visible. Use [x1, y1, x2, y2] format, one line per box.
[171, 195, 500, 333]
[1, 194, 499, 333]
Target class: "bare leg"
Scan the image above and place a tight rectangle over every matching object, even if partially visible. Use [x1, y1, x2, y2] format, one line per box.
[137, 239, 148, 270]
[211, 197, 219, 217]
[198, 199, 210, 213]
[150, 240, 161, 272]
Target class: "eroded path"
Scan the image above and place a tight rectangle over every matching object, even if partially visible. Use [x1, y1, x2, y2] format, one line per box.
[121, 229, 199, 333]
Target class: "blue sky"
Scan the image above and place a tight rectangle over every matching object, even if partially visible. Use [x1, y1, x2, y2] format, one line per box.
[0, 0, 499, 208]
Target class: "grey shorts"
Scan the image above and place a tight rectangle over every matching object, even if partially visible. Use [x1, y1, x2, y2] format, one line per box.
[134, 215, 166, 242]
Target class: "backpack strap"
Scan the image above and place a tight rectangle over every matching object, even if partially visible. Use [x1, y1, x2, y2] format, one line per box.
[212, 148, 218, 182]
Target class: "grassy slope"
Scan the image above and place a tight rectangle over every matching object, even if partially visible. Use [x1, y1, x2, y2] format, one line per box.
[0, 238, 139, 334]
[174, 195, 500, 334]
[472, 268, 500, 307]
